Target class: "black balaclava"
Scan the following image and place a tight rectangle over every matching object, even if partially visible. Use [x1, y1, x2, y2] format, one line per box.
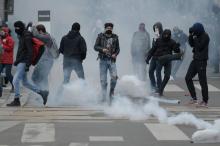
[72, 22, 80, 32]
[105, 23, 114, 35]
[14, 21, 25, 36]
[162, 29, 171, 41]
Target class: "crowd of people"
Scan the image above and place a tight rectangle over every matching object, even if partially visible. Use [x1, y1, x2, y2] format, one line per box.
[0, 20, 210, 107]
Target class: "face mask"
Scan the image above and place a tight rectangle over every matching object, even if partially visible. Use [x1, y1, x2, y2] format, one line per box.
[106, 30, 112, 35]
[154, 28, 160, 38]
[15, 28, 23, 36]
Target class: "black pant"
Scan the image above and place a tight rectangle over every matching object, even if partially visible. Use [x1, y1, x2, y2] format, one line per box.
[0, 64, 14, 94]
[156, 61, 172, 95]
[185, 60, 209, 103]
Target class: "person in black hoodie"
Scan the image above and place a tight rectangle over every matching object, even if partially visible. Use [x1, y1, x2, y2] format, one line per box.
[7, 21, 48, 107]
[146, 29, 180, 96]
[185, 23, 210, 107]
[59, 22, 87, 83]
[146, 22, 163, 92]
[94, 22, 120, 104]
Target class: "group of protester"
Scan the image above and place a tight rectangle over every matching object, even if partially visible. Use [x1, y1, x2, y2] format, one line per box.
[131, 22, 209, 107]
[0, 20, 210, 107]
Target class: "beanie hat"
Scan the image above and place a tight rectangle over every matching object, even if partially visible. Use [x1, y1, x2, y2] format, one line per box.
[14, 21, 25, 30]
[104, 23, 114, 28]
[72, 22, 80, 31]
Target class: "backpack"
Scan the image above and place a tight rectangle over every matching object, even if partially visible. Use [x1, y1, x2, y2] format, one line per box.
[31, 37, 45, 65]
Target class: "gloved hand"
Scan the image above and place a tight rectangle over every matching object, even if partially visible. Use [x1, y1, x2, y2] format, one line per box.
[25, 66, 29, 72]
[13, 61, 18, 66]
[146, 59, 149, 64]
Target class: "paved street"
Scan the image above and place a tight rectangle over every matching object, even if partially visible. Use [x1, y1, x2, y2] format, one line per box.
[0, 77, 220, 146]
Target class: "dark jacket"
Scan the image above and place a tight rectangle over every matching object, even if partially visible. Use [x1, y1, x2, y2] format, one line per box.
[188, 32, 209, 61]
[94, 33, 120, 61]
[146, 38, 180, 62]
[59, 31, 87, 61]
[14, 30, 33, 67]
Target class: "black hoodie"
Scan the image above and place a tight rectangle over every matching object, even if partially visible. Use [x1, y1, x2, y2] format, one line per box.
[14, 30, 33, 67]
[59, 31, 87, 60]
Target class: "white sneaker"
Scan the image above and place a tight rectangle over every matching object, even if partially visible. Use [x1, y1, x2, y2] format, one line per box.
[170, 76, 174, 81]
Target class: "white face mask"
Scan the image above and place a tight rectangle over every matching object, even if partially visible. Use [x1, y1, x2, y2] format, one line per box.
[154, 28, 160, 38]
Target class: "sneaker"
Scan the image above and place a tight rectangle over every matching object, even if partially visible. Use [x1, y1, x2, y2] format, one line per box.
[188, 99, 198, 105]
[39, 90, 49, 105]
[196, 101, 208, 108]
[170, 76, 174, 81]
[7, 98, 21, 107]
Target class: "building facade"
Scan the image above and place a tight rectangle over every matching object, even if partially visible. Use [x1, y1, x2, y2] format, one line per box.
[0, 0, 5, 24]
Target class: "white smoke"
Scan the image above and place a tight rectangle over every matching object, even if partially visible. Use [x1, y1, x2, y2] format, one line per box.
[106, 75, 220, 143]
[192, 120, 220, 143]
[47, 79, 100, 106]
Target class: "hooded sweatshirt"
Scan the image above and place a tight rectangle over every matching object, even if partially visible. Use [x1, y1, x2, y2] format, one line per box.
[188, 23, 210, 61]
[59, 30, 87, 61]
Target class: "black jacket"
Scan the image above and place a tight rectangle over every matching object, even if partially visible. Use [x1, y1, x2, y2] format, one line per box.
[94, 33, 120, 61]
[146, 38, 180, 61]
[188, 32, 209, 61]
[14, 30, 33, 67]
[59, 31, 87, 61]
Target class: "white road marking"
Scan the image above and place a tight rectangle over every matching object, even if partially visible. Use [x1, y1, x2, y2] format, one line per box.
[69, 143, 88, 146]
[89, 136, 124, 142]
[21, 123, 55, 143]
[195, 84, 220, 92]
[0, 121, 21, 133]
[164, 84, 184, 92]
[145, 123, 190, 141]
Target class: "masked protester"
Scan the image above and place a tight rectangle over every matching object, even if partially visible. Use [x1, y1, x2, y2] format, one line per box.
[0, 27, 14, 97]
[31, 24, 59, 90]
[185, 23, 210, 108]
[7, 21, 49, 107]
[131, 23, 151, 81]
[59, 22, 87, 83]
[146, 29, 180, 96]
[146, 22, 163, 92]
[94, 22, 120, 105]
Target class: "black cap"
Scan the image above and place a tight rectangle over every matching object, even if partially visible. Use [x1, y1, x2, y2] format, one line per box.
[72, 22, 80, 31]
[104, 23, 114, 28]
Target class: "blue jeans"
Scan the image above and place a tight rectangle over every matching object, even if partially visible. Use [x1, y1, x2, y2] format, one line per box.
[32, 58, 53, 90]
[13, 63, 41, 98]
[99, 58, 118, 98]
[171, 60, 183, 77]
[63, 57, 85, 84]
[149, 58, 161, 90]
